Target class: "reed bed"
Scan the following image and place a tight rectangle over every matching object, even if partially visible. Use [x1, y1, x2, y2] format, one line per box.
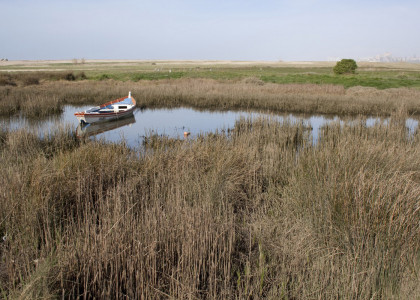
[2, 79, 420, 118]
[0, 71, 87, 87]
[0, 88, 63, 118]
[0, 114, 418, 299]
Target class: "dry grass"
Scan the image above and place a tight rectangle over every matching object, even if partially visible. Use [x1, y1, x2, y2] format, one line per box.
[0, 113, 419, 299]
[0, 72, 87, 88]
[2, 79, 420, 117]
[2, 59, 420, 71]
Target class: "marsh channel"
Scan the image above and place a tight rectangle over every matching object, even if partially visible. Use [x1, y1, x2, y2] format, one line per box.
[1, 105, 419, 148]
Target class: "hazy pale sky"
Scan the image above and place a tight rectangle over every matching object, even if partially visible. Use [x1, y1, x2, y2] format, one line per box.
[1, 0, 419, 61]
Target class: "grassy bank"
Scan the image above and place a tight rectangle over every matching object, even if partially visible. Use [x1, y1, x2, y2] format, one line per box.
[2, 60, 420, 89]
[0, 115, 419, 299]
[2, 79, 420, 118]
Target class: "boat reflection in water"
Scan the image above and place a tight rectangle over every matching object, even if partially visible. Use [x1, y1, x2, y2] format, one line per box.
[76, 115, 136, 138]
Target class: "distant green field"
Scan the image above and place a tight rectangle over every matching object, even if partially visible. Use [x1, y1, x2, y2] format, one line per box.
[2, 60, 420, 89]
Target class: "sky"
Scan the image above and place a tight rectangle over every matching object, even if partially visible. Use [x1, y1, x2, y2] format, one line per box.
[1, 0, 419, 61]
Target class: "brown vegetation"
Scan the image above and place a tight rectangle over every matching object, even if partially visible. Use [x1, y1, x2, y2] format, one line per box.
[0, 114, 419, 298]
[0, 71, 86, 88]
[2, 78, 420, 118]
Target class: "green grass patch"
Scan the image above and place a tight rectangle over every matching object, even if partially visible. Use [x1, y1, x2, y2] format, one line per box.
[85, 66, 420, 89]
[261, 73, 420, 89]
[2, 61, 420, 89]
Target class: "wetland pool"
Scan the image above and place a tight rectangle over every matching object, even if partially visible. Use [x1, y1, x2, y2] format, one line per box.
[1, 105, 419, 148]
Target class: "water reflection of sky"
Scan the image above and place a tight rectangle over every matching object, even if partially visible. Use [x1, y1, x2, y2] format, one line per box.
[1, 106, 419, 148]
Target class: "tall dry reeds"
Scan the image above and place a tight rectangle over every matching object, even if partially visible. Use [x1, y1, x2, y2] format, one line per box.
[0, 71, 87, 87]
[0, 115, 418, 299]
[0, 87, 63, 117]
[2, 79, 420, 117]
[259, 122, 420, 298]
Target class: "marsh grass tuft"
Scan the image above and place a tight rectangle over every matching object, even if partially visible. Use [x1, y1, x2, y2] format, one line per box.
[21, 75, 40, 86]
[0, 74, 17, 87]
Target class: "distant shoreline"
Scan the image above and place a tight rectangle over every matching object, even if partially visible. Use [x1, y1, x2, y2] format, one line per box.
[2, 59, 420, 74]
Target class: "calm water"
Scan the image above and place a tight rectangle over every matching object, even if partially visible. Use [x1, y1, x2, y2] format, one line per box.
[1, 105, 418, 148]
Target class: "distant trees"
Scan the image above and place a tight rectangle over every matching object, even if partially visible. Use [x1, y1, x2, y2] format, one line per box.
[72, 58, 86, 64]
[333, 59, 358, 75]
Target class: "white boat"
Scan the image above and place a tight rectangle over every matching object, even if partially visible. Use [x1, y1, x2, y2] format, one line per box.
[74, 92, 136, 124]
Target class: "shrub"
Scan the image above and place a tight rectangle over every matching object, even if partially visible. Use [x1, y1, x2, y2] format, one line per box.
[22, 75, 40, 86]
[64, 72, 76, 81]
[0, 74, 16, 86]
[77, 72, 87, 80]
[333, 59, 358, 75]
[98, 74, 110, 80]
[242, 76, 265, 86]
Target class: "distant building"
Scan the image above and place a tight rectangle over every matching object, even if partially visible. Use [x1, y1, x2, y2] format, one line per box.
[360, 53, 420, 63]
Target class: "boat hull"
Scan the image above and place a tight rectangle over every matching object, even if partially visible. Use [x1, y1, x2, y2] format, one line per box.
[75, 107, 135, 124]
